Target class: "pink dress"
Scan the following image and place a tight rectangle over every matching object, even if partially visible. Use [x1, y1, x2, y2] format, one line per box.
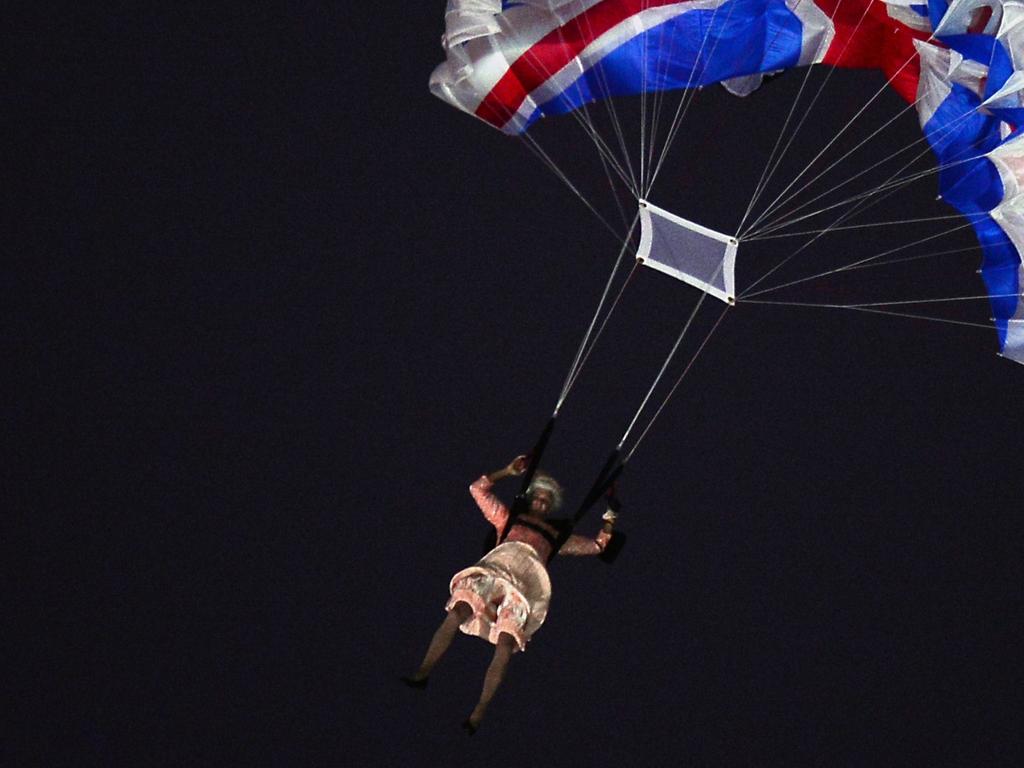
[446, 476, 611, 652]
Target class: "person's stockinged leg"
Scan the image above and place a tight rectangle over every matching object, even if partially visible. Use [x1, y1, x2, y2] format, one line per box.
[463, 632, 516, 734]
[404, 601, 473, 687]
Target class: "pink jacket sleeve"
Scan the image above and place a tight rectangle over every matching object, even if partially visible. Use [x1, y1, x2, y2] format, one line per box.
[558, 530, 612, 556]
[470, 476, 509, 533]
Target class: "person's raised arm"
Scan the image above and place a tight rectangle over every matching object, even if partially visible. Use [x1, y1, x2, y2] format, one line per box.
[486, 455, 527, 484]
[470, 455, 528, 531]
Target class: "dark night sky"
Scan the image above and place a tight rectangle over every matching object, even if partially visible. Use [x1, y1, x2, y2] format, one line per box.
[10, 4, 1022, 766]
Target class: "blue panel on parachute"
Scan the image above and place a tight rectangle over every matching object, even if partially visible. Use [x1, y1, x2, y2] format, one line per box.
[525, 0, 804, 128]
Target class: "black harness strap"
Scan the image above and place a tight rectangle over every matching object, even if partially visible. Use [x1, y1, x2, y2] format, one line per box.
[511, 516, 567, 550]
[499, 416, 556, 545]
[485, 419, 627, 563]
[517, 416, 556, 499]
[574, 451, 623, 525]
[547, 449, 624, 562]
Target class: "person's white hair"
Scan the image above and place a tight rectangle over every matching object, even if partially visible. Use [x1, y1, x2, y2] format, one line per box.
[526, 473, 563, 512]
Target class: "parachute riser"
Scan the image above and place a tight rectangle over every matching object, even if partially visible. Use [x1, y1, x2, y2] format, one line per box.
[499, 416, 557, 545]
[546, 449, 627, 565]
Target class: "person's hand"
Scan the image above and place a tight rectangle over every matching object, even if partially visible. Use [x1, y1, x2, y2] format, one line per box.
[507, 455, 528, 476]
[602, 508, 617, 526]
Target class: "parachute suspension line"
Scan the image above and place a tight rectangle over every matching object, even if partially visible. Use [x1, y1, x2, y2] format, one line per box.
[565, 107, 643, 196]
[598, 146, 634, 235]
[731, 242, 983, 289]
[745, 97, 937, 239]
[749, 40, 995, 243]
[508, 12, 638, 198]
[744, 189, 983, 300]
[736, 58, 825, 233]
[736, 0, 853, 234]
[639, 0, 679, 195]
[740, 26, 921, 236]
[640, 0, 649, 194]
[751, 292, 1024, 309]
[739, 174, 912, 298]
[643, 75, 701, 199]
[561, 259, 642, 406]
[741, 218, 981, 299]
[745, 2, 880, 234]
[724, 0, 827, 228]
[737, 125, 988, 298]
[838, 244, 982, 272]
[547, 7, 640, 225]
[623, 304, 730, 465]
[741, 208, 978, 303]
[841, 307, 1015, 332]
[555, 215, 642, 412]
[645, 11, 679, 193]
[646, 0, 739, 198]
[739, 95, 924, 239]
[748, 155, 959, 240]
[744, 212, 987, 241]
[746, 103, 983, 239]
[518, 133, 625, 241]
[554, 42, 636, 231]
[577, 6, 638, 195]
[618, 256, 727, 449]
[741, 300, 1007, 332]
[559, 43, 641, 197]
[599, 81, 642, 196]
[517, 21, 640, 198]
[558, 78, 638, 192]
[746, 147, 987, 241]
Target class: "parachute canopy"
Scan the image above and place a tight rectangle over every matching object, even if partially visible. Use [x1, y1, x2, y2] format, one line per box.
[431, 0, 1024, 364]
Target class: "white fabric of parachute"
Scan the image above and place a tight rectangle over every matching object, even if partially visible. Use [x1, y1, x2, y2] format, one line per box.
[896, 0, 1024, 362]
[989, 133, 1024, 359]
[432, 0, 1024, 362]
[432, 0, 834, 126]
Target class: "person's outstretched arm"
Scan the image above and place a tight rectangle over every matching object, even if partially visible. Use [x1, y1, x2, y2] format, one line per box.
[558, 509, 617, 556]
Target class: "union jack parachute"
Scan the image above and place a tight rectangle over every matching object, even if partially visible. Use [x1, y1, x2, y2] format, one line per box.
[431, 0, 1024, 364]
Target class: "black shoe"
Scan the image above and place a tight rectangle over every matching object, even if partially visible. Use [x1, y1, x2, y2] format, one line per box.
[461, 719, 478, 736]
[401, 675, 428, 690]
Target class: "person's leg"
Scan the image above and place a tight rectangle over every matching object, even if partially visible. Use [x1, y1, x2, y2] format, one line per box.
[464, 632, 516, 732]
[404, 602, 472, 685]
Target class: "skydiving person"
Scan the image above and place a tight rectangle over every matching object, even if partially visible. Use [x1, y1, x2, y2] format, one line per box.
[403, 455, 618, 734]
